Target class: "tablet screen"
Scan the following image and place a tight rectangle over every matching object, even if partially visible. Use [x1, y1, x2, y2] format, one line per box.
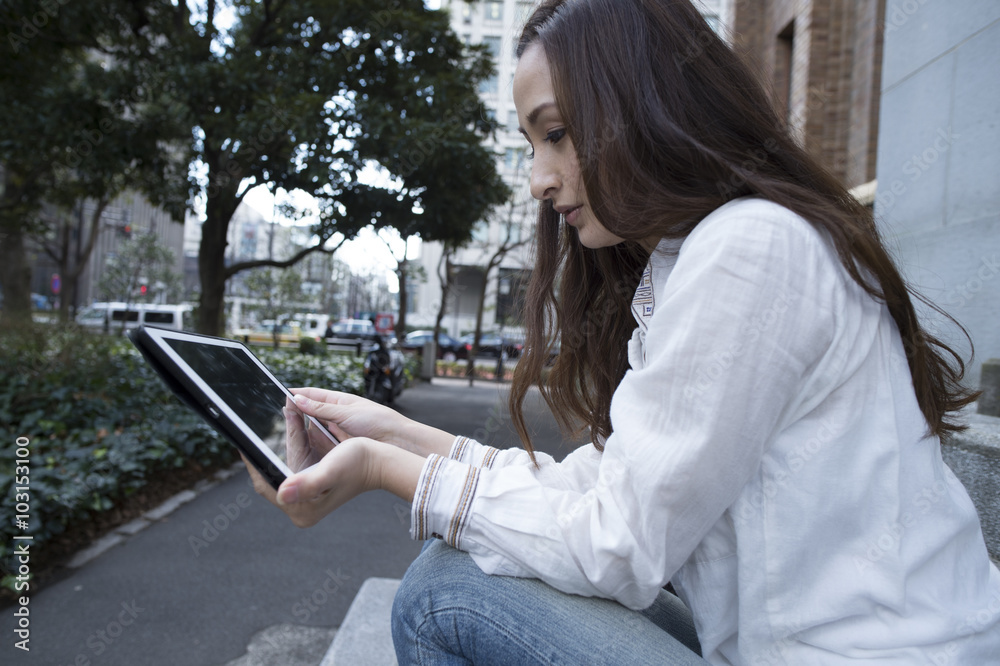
[165, 337, 293, 466]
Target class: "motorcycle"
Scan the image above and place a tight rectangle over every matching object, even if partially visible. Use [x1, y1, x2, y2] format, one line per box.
[363, 334, 405, 405]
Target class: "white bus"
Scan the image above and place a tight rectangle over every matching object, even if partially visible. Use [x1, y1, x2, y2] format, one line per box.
[77, 302, 192, 332]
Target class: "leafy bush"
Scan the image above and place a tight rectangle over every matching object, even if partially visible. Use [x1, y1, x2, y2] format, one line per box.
[0, 326, 367, 590]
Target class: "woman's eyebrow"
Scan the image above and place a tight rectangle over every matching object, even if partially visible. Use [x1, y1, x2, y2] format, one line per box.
[525, 101, 558, 127]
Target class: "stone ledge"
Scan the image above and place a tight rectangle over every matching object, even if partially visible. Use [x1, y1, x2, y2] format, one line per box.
[320, 577, 400, 666]
[942, 410, 1000, 560]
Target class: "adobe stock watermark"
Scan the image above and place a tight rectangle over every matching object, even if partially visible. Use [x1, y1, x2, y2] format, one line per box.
[882, 0, 932, 35]
[944, 254, 1000, 309]
[731, 413, 841, 528]
[59, 599, 145, 664]
[928, 588, 1000, 664]
[875, 127, 960, 214]
[6, 0, 71, 53]
[682, 291, 796, 400]
[716, 138, 781, 198]
[290, 567, 351, 622]
[852, 476, 950, 574]
[188, 490, 254, 556]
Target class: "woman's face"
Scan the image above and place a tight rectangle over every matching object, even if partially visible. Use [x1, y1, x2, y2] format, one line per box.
[513, 43, 626, 249]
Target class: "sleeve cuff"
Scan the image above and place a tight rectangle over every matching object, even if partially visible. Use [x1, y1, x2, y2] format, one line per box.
[449, 435, 501, 469]
[410, 453, 481, 547]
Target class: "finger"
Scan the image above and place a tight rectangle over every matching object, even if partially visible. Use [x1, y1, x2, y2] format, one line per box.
[283, 407, 310, 473]
[290, 387, 358, 405]
[277, 439, 364, 505]
[240, 453, 278, 502]
[291, 393, 354, 428]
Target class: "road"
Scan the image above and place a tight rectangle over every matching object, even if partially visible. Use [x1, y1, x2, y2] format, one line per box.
[0, 378, 583, 666]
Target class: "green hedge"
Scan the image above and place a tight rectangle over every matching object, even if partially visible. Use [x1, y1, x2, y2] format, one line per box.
[0, 327, 369, 591]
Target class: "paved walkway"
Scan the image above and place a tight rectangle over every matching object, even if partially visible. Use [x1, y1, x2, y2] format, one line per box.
[0, 378, 572, 665]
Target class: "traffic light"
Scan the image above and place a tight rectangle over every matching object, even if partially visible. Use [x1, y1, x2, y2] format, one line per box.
[118, 224, 132, 237]
[139, 284, 147, 296]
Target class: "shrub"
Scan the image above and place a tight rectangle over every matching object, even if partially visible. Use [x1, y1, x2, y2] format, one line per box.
[0, 326, 366, 591]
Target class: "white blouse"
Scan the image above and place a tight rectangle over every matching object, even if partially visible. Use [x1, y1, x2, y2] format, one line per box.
[409, 198, 1000, 664]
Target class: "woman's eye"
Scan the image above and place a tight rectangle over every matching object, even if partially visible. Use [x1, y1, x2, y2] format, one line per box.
[545, 129, 565, 145]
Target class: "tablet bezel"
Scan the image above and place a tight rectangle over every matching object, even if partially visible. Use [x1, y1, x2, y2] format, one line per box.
[129, 325, 337, 489]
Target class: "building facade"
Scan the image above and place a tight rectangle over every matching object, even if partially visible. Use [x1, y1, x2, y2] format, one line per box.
[409, 0, 537, 338]
[873, 0, 1000, 390]
[728, 0, 885, 192]
[29, 191, 185, 312]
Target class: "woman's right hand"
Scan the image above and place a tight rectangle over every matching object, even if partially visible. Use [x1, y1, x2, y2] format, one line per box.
[289, 387, 456, 458]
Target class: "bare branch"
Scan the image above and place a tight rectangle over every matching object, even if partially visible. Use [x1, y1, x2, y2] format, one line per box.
[224, 236, 346, 279]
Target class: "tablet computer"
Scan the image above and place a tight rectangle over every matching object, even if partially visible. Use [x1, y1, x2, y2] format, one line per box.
[128, 325, 339, 490]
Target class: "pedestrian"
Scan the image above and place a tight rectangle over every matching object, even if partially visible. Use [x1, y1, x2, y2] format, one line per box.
[244, 0, 1000, 663]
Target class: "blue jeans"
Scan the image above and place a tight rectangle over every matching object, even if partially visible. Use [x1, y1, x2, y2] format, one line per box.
[392, 540, 707, 665]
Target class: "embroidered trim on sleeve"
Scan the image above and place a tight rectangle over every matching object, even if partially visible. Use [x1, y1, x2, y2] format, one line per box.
[631, 263, 654, 331]
[413, 454, 445, 541]
[446, 466, 481, 548]
[450, 435, 471, 461]
[481, 446, 499, 469]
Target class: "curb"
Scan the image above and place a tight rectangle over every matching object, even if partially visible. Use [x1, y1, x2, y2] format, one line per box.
[66, 462, 244, 570]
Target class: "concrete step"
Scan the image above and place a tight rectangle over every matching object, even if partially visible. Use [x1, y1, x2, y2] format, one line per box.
[942, 410, 1000, 561]
[320, 577, 401, 666]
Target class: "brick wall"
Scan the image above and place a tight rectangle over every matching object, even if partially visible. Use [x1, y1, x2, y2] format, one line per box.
[730, 0, 884, 190]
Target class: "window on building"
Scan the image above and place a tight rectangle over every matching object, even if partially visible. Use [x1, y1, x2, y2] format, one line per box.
[484, 35, 502, 60]
[507, 109, 520, 132]
[496, 268, 531, 326]
[485, 1, 503, 22]
[471, 220, 490, 243]
[479, 74, 499, 95]
[504, 147, 525, 171]
[776, 20, 795, 125]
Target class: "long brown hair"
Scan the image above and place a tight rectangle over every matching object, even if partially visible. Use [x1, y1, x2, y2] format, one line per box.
[509, 0, 978, 457]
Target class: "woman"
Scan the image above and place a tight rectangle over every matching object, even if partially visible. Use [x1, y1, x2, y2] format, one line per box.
[246, 0, 1000, 662]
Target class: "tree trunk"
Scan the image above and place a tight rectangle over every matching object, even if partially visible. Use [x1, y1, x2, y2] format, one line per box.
[196, 156, 240, 336]
[197, 215, 229, 335]
[395, 262, 408, 337]
[0, 225, 33, 325]
[465, 266, 490, 386]
[58, 199, 106, 323]
[432, 248, 452, 344]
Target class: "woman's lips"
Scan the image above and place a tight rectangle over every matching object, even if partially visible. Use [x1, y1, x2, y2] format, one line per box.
[564, 206, 582, 226]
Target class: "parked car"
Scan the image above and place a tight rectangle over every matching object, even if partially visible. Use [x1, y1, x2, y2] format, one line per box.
[400, 331, 467, 361]
[459, 333, 524, 360]
[328, 319, 377, 339]
[323, 319, 381, 355]
[240, 321, 305, 348]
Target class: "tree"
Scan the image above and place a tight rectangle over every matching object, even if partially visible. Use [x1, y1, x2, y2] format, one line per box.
[0, 2, 190, 325]
[115, 0, 509, 336]
[2, 1, 509, 338]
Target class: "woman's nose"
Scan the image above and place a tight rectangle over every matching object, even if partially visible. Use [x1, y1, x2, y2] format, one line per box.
[529, 153, 559, 201]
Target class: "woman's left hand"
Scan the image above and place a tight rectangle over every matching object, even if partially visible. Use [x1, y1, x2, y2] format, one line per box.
[244, 437, 427, 528]
[242, 437, 378, 528]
